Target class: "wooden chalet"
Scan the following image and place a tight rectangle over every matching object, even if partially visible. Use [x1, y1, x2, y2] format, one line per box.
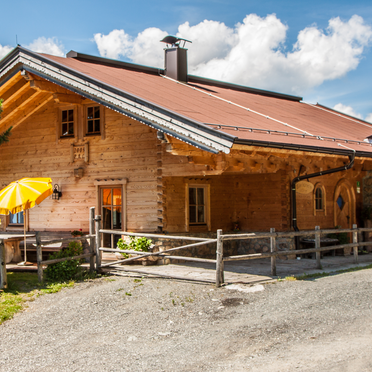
[1, 38, 372, 254]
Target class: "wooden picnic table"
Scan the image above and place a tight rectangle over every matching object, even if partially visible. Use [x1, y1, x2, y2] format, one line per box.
[0, 234, 35, 263]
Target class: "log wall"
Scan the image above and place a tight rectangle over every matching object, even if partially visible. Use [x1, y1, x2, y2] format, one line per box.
[0, 100, 159, 232]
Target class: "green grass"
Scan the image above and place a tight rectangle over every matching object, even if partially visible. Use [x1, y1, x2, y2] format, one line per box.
[0, 272, 75, 325]
[283, 263, 372, 281]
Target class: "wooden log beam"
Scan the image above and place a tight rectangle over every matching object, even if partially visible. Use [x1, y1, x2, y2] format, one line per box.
[0, 90, 43, 125]
[30, 79, 71, 94]
[53, 93, 83, 104]
[0, 94, 53, 131]
[2, 80, 30, 108]
[0, 71, 23, 97]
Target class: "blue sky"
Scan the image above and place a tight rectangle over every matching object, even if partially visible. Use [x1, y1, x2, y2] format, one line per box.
[1, 0, 372, 120]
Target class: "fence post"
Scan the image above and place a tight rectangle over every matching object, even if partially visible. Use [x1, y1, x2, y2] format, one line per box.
[0, 239, 7, 289]
[270, 228, 276, 276]
[216, 229, 224, 288]
[353, 224, 358, 264]
[95, 215, 102, 273]
[89, 207, 95, 273]
[36, 232, 43, 283]
[89, 207, 95, 235]
[315, 226, 321, 269]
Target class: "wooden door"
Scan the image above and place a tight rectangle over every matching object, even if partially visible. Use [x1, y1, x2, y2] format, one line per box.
[333, 180, 355, 253]
[333, 179, 355, 229]
[335, 184, 351, 228]
[101, 187, 122, 248]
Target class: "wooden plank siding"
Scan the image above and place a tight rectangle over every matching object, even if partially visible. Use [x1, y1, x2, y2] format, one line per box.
[0, 97, 159, 233]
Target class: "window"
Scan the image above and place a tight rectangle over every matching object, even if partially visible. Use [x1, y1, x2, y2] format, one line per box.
[9, 211, 24, 225]
[315, 188, 323, 210]
[186, 184, 210, 231]
[189, 187, 206, 224]
[86, 105, 101, 135]
[61, 108, 74, 137]
[314, 183, 326, 215]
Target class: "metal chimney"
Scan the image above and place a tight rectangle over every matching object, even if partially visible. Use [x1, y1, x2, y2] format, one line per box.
[160, 35, 191, 83]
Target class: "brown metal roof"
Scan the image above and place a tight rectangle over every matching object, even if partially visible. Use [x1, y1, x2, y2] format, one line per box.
[40, 52, 372, 156]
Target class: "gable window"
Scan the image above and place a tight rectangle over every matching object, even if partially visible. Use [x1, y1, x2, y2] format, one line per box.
[186, 183, 210, 231]
[86, 105, 101, 135]
[61, 108, 74, 137]
[314, 183, 326, 215]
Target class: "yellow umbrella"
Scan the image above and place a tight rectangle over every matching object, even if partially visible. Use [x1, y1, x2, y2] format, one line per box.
[0, 178, 53, 265]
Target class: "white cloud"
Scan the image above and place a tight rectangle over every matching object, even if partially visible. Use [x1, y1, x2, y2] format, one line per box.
[0, 45, 13, 60]
[94, 28, 168, 66]
[333, 103, 363, 119]
[365, 113, 372, 123]
[93, 14, 372, 95]
[26, 37, 64, 57]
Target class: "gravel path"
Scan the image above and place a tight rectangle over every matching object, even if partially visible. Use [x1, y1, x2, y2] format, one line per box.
[1, 268, 372, 371]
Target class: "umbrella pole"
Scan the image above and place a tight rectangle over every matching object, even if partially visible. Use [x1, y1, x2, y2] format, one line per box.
[23, 212, 27, 263]
[18, 211, 32, 266]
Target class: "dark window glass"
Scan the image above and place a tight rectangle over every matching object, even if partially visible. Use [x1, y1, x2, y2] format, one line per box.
[9, 212, 24, 224]
[337, 195, 345, 210]
[315, 188, 323, 210]
[189, 188, 196, 205]
[87, 106, 100, 134]
[61, 109, 74, 137]
[189, 187, 206, 224]
[189, 206, 196, 223]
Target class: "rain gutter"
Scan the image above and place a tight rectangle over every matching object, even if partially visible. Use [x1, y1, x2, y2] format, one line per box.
[291, 151, 355, 250]
[291, 151, 355, 232]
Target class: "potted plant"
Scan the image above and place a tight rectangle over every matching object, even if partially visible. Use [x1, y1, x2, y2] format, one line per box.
[116, 235, 155, 264]
[71, 229, 84, 237]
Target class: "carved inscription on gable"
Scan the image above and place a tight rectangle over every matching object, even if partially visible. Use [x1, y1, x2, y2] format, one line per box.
[71, 142, 89, 163]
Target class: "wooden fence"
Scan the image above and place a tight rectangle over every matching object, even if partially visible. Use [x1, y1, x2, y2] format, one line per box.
[217, 224, 372, 286]
[1, 208, 372, 289]
[94, 214, 218, 284]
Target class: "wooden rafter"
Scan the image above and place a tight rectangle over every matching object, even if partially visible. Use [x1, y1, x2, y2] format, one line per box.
[3, 94, 54, 131]
[30, 80, 71, 94]
[0, 90, 44, 126]
[2, 81, 31, 109]
[0, 72, 23, 97]
[53, 93, 83, 104]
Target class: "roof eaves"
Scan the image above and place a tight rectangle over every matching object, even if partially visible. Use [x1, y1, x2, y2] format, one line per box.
[234, 138, 365, 157]
[0, 47, 235, 154]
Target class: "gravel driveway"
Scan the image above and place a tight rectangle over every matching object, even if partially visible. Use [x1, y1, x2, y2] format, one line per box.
[1, 268, 372, 372]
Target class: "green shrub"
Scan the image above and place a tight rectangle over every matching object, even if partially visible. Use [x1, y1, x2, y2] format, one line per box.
[117, 236, 152, 258]
[45, 241, 83, 282]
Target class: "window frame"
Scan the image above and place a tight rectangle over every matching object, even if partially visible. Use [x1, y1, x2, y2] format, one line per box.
[8, 211, 24, 226]
[185, 183, 210, 232]
[84, 104, 104, 137]
[59, 105, 77, 139]
[314, 183, 326, 216]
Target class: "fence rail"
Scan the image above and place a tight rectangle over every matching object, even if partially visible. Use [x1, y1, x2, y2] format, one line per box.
[36, 233, 96, 282]
[1, 207, 372, 290]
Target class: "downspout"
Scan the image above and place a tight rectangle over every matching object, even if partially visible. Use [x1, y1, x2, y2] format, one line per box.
[291, 151, 355, 236]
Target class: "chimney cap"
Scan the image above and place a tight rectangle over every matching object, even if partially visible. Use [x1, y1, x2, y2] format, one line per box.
[160, 35, 192, 48]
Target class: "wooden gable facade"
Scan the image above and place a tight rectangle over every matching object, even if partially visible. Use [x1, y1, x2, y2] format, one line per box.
[0, 46, 372, 246]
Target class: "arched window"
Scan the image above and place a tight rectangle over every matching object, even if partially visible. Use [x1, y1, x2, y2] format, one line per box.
[314, 183, 326, 215]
